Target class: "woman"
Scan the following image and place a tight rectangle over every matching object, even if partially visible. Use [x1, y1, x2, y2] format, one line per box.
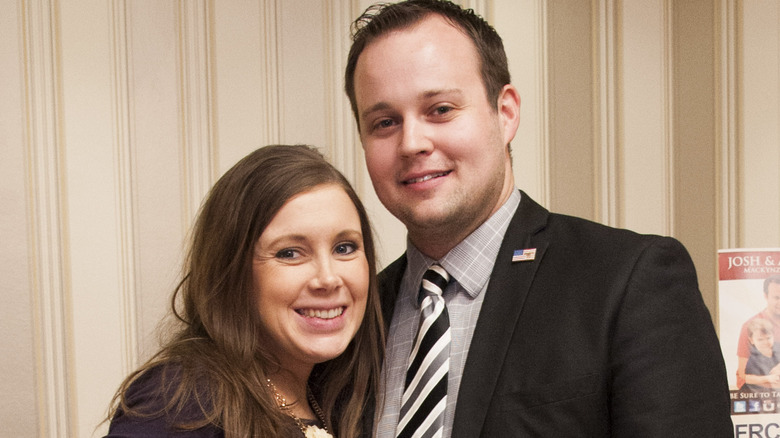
[105, 145, 384, 437]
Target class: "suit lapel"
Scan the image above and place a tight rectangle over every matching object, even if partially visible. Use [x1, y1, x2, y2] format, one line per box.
[451, 191, 550, 438]
[378, 255, 407, 330]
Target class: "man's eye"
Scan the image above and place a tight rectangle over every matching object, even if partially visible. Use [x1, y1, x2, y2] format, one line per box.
[375, 119, 394, 130]
[432, 105, 456, 117]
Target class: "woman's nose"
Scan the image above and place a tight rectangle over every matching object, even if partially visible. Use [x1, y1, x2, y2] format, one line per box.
[309, 258, 343, 291]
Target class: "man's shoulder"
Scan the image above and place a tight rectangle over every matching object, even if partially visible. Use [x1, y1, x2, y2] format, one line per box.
[740, 310, 779, 329]
[743, 311, 769, 324]
[513, 190, 668, 247]
[534, 211, 676, 256]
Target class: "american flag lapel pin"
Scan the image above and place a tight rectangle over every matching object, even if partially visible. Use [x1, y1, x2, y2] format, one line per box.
[512, 248, 537, 262]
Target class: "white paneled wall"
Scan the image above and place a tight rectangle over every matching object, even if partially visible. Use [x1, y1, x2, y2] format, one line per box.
[741, 0, 780, 246]
[620, 0, 674, 234]
[2, 0, 779, 436]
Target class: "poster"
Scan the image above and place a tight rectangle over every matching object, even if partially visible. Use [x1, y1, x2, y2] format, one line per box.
[718, 248, 780, 436]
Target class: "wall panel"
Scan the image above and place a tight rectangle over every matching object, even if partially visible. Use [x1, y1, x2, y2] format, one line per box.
[59, 0, 126, 433]
[494, 0, 549, 205]
[279, 0, 328, 147]
[740, 0, 780, 247]
[673, 0, 719, 317]
[0, 1, 39, 436]
[211, 0, 264, 168]
[126, 0, 186, 360]
[546, 0, 595, 219]
[620, 0, 674, 235]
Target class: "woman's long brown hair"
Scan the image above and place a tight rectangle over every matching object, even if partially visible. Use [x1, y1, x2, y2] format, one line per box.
[106, 145, 384, 437]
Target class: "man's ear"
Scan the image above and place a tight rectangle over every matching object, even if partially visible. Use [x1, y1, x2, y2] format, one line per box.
[497, 84, 521, 146]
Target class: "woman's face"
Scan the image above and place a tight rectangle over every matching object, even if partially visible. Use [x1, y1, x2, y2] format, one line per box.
[252, 184, 369, 370]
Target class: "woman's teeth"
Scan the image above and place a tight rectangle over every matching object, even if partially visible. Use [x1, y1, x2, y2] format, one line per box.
[298, 307, 344, 319]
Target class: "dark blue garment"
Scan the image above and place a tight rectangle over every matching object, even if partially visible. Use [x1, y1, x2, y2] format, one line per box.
[105, 365, 223, 438]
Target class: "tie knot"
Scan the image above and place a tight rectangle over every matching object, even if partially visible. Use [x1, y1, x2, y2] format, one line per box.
[419, 264, 450, 304]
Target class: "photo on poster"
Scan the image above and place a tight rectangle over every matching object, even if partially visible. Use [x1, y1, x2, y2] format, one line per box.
[718, 248, 780, 433]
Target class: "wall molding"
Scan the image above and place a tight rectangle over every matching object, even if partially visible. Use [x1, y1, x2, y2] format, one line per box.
[717, 0, 739, 249]
[663, 0, 675, 236]
[596, 0, 619, 227]
[260, 0, 283, 145]
[21, 0, 71, 435]
[109, 0, 140, 376]
[323, 1, 361, 185]
[617, 0, 675, 235]
[176, 0, 216, 223]
[535, 0, 550, 207]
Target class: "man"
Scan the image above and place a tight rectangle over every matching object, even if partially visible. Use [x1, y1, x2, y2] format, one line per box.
[344, 1, 732, 436]
[736, 274, 780, 388]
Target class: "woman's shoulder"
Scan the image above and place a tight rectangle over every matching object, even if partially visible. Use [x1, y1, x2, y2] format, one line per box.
[128, 364, 189, 407]
[105, 363, 223, 437]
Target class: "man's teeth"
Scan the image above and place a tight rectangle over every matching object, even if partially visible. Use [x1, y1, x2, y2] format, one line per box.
[298, 308, 344, 319]
[406, 172, 448, 184]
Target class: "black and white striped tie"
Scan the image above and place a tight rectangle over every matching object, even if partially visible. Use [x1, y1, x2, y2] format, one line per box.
[396, 264, 451, 438]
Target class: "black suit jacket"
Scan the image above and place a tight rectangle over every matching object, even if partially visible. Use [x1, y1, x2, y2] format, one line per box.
[378, 191, 733, 437]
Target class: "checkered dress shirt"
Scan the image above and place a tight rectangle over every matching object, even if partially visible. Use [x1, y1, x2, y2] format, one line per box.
[375, 189, 521, 438]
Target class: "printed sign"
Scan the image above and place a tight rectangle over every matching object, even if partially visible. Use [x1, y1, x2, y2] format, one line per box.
[718, 248, 780, 436]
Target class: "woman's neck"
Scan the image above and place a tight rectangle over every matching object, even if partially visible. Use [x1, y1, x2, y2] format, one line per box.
[267, 369, 316, 420]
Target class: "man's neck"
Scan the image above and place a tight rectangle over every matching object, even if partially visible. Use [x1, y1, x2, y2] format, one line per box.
[763, 309, 780, 324]
[409, 185, 516, 260]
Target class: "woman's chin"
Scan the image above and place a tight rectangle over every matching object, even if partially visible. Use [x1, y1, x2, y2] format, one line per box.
[301, 340, 353, 365]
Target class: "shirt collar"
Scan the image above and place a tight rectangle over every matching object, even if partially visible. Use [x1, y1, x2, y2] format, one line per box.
[404, 189, 521, 299]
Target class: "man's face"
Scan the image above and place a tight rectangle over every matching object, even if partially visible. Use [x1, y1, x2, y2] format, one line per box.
[766, 282, 780, 318]
[352, 15, 520, 257]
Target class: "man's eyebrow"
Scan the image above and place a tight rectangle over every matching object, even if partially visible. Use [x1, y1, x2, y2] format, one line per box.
[422, 88, 463, 99]
[361, 102, 392, 121]
[360, 89, 464, 120]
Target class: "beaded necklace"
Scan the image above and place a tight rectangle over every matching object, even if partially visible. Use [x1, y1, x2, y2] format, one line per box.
[266, 378, 330, 437]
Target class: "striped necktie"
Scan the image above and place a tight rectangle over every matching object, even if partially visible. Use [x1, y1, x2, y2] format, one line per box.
[396, 264, 451, 438]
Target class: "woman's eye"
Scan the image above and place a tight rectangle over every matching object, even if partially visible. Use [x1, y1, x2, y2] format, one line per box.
[275, 248, 299, 259]
[334, 242, 357, 255]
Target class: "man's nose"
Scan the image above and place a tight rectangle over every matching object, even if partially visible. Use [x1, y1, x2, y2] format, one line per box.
[399, 119, 433, 157]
